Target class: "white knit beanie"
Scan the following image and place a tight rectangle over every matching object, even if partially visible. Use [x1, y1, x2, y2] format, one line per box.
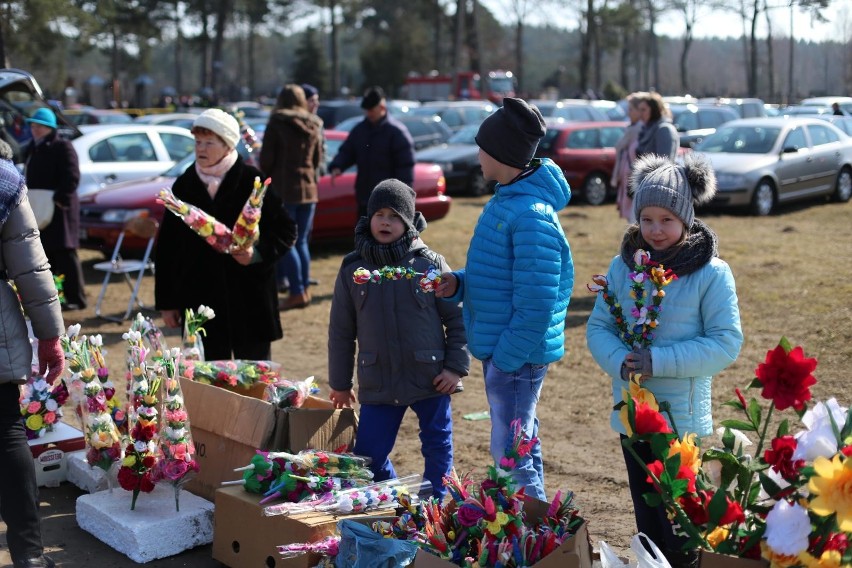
[192, 109, 240, 149]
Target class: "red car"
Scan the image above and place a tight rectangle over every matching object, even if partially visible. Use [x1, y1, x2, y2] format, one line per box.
[79, 130, 450, 253]
[534, 121, 627, 205]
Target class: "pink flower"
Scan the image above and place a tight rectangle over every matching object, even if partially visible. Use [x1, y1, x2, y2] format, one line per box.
[43, 411, 57, 425]
[27, 401, 42, 414]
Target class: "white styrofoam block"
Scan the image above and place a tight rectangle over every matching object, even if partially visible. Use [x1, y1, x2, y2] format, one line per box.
[66, 451, 111, 493]
[76, 483, 214, 563]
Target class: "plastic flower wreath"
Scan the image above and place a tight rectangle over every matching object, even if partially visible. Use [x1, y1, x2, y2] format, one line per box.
[621, 337, 852, 566]
[230, 176, 270, 251]
[587, 248, 677, 350]
[180, 359, 280, 390]
[353, 265, 443, 293]
[19, 376, 70, 440]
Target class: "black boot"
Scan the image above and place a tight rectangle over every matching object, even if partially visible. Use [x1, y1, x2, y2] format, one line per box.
[14, 555, 55, 568]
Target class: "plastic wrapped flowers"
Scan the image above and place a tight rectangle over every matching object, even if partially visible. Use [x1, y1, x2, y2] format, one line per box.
[620, 337, 852, 566]
[19, 376, 70, 439]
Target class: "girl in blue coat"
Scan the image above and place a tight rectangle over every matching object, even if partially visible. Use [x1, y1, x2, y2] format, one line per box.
[586, 154, 743, 568]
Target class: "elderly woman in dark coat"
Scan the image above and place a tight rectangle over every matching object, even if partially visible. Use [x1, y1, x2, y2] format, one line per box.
[24, 107, 86, 309]
[155, 109, 296, 360]
[260, 84, 324, 311]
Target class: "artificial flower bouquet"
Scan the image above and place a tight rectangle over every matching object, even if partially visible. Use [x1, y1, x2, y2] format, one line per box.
[179, 358, 281, 393]
[181, 304, 215, 361]
[620, 338, 852, 567]
[158, 176, 271, 254]
[266, 376, 318, 409]
[19, 376, 70, 440]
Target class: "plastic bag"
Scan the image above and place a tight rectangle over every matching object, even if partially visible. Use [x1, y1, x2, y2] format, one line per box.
[630, 534, 672, 568]
[598, 540, 636, 567]
[334, 519, 418, 568]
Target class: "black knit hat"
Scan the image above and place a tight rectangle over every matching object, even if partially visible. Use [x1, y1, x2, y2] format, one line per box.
[361, 86, 386, 110]
[367, 179, 427, 232]
[475, 97, 546, 168]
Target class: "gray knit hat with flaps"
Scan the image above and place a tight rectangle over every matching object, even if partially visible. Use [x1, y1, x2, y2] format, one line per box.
[367, 179, 427, 232]
[475, 97, 546, 168]
[631, 154, 717, 228]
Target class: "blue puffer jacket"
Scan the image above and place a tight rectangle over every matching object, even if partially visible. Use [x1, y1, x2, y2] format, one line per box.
[586, 255, 743, 437]
[447, 158, 574, 372]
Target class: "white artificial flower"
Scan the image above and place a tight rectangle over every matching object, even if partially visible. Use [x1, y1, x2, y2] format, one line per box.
[134, 440, 148, 453]
[716, 426, 753, 453]
[33, 378, 48, 391]
[198, 305, 215, 319]
[757, 465, 790, 503]
[90, 334, 103, 347]
[764, 500, 811, 556]
[793, 398, 848, 461]
[45, 399, 58, 412]
[66, 324, 81, 339]
[169, 347, 182, 359]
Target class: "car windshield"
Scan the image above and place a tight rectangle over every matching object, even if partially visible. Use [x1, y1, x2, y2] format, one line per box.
[447, 124, 479, 144]
[694, 125, 781, 154]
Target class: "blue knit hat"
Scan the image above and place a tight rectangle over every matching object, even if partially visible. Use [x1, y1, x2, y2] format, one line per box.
[26, 107, 57, 129]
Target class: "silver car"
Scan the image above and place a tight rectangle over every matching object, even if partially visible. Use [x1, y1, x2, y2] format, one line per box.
[72, 124, 196, 196]
[693, 117, 852, 215]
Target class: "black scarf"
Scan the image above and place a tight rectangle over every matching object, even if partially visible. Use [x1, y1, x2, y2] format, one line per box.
[620, 218, 718, 277]
[354, 216, 421, 266]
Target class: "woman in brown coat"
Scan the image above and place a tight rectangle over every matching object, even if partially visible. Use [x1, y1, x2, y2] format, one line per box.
[260, 84, 324, 310]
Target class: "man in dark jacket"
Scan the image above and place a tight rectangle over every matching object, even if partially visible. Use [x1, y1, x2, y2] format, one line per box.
[24, 107, 86, 310]
[328, 86, 415, 218]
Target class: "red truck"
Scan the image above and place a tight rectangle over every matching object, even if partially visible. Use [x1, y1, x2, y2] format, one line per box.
[403, 70, 515, 103]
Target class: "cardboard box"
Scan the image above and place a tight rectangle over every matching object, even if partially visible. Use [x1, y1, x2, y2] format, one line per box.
[415, 498, 593, 568]
[180, 378, 358, 502]
[700, 551, 770, 568]
[213, 485, 386, 568]
[27, 422, 86, 487]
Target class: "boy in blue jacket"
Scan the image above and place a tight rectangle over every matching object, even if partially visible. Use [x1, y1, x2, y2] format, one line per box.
[436, 98, 574, 501]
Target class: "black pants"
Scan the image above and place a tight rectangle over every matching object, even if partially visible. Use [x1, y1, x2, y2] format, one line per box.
[0, 383, 43, 562]
[201, 333, 271, 362]
[45, 248, 87, 308]
[621, 435, 691, 557]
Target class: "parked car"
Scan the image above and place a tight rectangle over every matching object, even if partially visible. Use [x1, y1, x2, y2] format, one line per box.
[693, 117, 852, 215]
[65, 108, 134, 126]
[72, 124, 196, 196]
[780, 105, 835, 117]
[416, 123, 494, 196]
[317, 100, 364, 128]
[0, 68, 81, 145]
[697, 97, 767, 118]
[590, 100, 628, 122]
[410, 101, 496, 132]
[530, 99, 609, 122]
[534, 120, 627, 205]
[333, 114, 452, 150]
[810, 115, 852, 136]
[133, 112, 199, 129]
[670, 103, 739, 148]
[800, 96, 852, 115]
[79, 130, 451, 253]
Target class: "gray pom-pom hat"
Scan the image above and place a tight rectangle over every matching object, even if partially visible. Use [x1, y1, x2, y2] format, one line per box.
[630, 154, 717, 228]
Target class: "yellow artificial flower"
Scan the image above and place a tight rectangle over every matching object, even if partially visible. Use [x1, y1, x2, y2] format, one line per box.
[198, 223, 213, 237]
[799, 550, 843, 568]
[484, 511, 509, 535]
[669, 433, 702, 474]
[25, 414, 44, 431]
[808, 454, 852, 531]
[143, 394, 158, 405]
[80, 367, 96, 382]
[705, 526, 728, 549]
[122, 455, 137, 467]
[619, 380, 661, 434]
[761, 541, 801, 568]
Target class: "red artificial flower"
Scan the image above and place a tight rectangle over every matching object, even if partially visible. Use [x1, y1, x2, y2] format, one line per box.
[131, 422, 156, 442]
[718, 498, 745, 525]
[755, 344, 817, 411]
[142, 455, 157, 468]
[842, 445, 852, 457]
[139, 473, 155, 493]
[678, 492, 710, 525]
[764, 435, 805, 481]
[634, 401, 672, 435]
[646, 460, 697, 493]
[118, 467, 140, 490]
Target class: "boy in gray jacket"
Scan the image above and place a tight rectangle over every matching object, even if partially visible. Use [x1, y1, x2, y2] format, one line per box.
[328, 179, 469, 500]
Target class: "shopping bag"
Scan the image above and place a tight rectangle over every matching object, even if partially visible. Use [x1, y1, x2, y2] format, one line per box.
[335, 518, 418, 568]
[599, 540, 636, 567]
[27, 189, 55, 230]
[630, 533, 672, 568]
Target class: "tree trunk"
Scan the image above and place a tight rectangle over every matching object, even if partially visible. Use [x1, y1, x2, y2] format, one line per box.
[764, 0, 774, 100]
[787, 2, 794, 103]
[0, 17, 7, 68]
[740, 0, 750, 93]
[452, 0, 465, 97]
[200, 6, 210, 93]
[648, 6, 659, 89]
[680, 24, 692, 93]
[329, 0, 339, 97]
[579, 0, 594, 92]
[210, 0, 232, 99]
[248, 24, 256, 99]
[434, 0, 442, 70]
[112, 26, 120, 106]
[516, 20, 524, 94]
[174, 1, 183, 97]
[748, 0, 759, 96]
[472, 0, 488, 97]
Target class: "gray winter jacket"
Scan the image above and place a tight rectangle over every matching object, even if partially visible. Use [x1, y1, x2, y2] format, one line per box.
[0, 165, 64, 384]
[328, 240, 469, 406]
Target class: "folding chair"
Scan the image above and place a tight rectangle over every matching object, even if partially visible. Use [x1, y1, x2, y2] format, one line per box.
[93, 216, 159, 322]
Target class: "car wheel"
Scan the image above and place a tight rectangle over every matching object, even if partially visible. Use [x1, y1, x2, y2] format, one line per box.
[833, 166, 852, 202]
[750, 179, 775, 216]
[583, 173, 608, 206]
[469, 169, 490, 196]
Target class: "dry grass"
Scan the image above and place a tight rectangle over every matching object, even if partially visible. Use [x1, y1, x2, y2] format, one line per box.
[77, 192, 852, 554]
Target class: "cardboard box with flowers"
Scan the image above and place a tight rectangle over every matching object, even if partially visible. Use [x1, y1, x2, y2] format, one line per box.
[620, 338, 851, 567]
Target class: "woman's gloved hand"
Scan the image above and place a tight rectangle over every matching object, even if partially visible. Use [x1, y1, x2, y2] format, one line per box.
[37, 336, 65, 384]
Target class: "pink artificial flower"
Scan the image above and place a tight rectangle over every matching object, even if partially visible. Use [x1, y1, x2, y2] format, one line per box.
[27, 401, 42, 414]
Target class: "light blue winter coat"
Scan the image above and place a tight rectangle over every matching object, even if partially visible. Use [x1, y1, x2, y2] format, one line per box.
[447, 158, 574, 372]
[586, 254, 743, 438]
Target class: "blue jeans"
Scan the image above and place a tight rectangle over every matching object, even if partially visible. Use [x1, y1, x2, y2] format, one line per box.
[353, 396, 453, 501]
[483, 359, 548, 501]
[277, 203, 315, 294]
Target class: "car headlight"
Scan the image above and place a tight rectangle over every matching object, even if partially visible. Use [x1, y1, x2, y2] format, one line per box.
[715, 173, 746, 188]
[101, 209, 149, 223]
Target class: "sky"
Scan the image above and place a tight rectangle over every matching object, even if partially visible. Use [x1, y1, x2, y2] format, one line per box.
[479, 1, 850, 44]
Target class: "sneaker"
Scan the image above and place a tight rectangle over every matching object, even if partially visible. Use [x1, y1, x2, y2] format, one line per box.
[14, 555, 55, 568]
[453, 380, 464, 393]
